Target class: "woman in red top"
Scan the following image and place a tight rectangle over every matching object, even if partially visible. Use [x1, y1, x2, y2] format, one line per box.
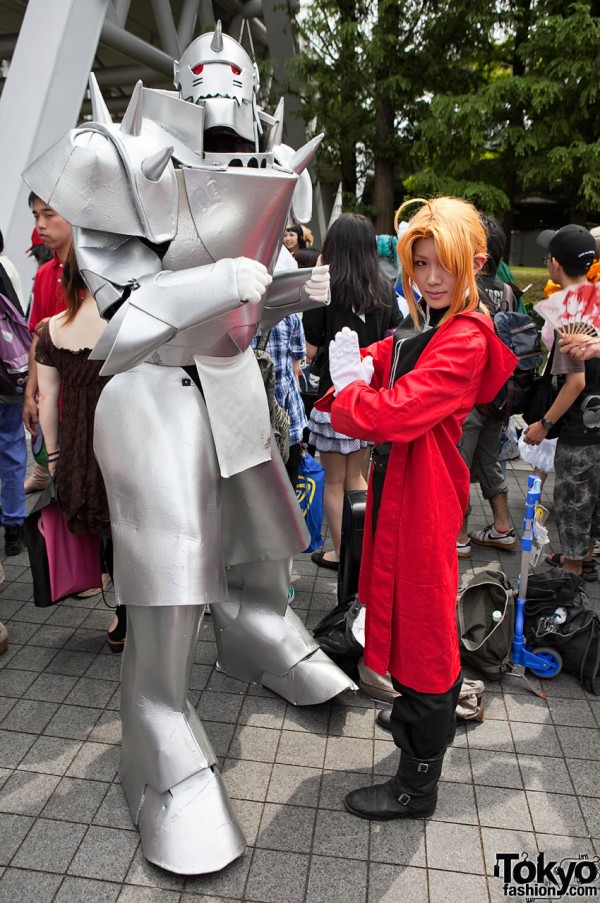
[318, 197, 517, 821]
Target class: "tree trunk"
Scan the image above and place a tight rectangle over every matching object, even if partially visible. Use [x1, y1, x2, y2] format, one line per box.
[338, 0, 359, 203]
[503, 0, 531, 258]
[373, 96, 396, 232]
[372, 0, 399, 232]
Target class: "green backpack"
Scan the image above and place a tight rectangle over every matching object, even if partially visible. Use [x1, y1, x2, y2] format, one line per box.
[457, 563, 515, 679]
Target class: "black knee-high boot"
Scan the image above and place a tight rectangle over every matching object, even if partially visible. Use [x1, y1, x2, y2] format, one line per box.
[345, 748, 445, 820]
[345, 673, 461, 821]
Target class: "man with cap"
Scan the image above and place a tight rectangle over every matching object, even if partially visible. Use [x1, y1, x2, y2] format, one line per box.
[524, 224, 600, 582]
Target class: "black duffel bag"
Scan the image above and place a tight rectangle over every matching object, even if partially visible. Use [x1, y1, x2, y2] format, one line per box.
[312, 595, 364, 679]
[525, 570, 600, 694]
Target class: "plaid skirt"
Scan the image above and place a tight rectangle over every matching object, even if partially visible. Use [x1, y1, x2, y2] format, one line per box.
[308, 408, 369, 455]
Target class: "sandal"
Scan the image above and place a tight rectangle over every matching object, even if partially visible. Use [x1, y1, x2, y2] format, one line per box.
[107, 605, 127, 654]
[582, 562, 598, 583]
[546, 553, 597, 582]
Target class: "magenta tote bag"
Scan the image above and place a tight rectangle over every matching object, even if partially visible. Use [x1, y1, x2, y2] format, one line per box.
[38, 504, 103, 603]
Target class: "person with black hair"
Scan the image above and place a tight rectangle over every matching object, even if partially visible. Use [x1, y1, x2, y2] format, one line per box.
[23, 193, 72, 495]
[476, 215, 518, 314]
[303, 213, 400, 569]
[525, 225, 600, 583]
[0, 245, 28, 554]
[283, 224, 306, 258]
[294, 248, 320, 268]
[456, 214, 518, 558]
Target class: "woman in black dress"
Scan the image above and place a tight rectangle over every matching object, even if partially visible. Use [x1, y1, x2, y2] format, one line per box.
[35, 250, 125, 651]
[303, 213, 401, 569]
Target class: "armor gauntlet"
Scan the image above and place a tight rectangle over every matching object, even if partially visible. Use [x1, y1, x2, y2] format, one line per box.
[129, 259, 242, 332]
[91, 257, 270, 374]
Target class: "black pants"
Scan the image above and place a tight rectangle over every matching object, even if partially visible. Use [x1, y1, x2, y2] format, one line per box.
[389, 672, 462, 759]
[285, 442, 303, 489]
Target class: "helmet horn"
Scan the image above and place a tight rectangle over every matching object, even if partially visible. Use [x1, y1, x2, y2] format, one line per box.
[88, 73, 113, 126]
[142, 146, 174, 181]
[120, 81, 144, 136]
[210, 20, 224, 53]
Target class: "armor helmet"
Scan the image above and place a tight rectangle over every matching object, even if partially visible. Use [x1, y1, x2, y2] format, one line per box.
[174, 22, 259, 144]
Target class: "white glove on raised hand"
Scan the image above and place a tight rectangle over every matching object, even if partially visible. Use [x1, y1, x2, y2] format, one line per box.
[329, 327, 374, 395]
[235, 258, 272, 303]
[361, 354, 374, 385]
[304, 264, 330, 304]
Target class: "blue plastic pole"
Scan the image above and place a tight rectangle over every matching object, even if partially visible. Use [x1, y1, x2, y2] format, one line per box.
[512, 475, 541, 666]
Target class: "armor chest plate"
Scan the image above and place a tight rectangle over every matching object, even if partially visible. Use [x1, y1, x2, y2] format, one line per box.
[157, 166, 299, 359]
[163, 167, 297, 272]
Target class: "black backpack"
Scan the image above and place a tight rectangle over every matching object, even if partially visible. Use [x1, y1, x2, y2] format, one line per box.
[525, 570, 600, 694]
[487, 311, 543, 421]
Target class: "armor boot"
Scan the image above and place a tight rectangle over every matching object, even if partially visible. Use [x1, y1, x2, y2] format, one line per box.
[212, 557, 357, 705]
[344, 749, 445, 820]
[120, 605, 245, 874]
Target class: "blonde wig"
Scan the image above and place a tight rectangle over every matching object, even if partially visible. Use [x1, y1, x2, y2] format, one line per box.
[394, 197, 487, 328]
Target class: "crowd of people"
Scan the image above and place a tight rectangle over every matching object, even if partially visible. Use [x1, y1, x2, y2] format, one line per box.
[0, 190, 599, 833]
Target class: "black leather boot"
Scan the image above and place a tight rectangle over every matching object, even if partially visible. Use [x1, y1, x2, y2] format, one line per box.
[345, 750, 444, 820]
[4, 524, 23, 557]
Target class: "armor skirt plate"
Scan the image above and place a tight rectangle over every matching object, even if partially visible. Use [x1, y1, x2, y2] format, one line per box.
[94, 361, 308, 606]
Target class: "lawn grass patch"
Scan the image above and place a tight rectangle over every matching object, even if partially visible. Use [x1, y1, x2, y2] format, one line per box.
[512, 266, 549, 306]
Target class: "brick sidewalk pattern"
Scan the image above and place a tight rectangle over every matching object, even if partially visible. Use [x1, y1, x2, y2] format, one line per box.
[0, 455, 599, 902]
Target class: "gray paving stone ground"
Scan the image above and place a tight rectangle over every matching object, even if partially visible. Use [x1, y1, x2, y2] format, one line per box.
[0, 452, 599, 902]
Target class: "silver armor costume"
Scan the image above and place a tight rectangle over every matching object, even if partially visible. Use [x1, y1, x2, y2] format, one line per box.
[23, 23, 355, 875]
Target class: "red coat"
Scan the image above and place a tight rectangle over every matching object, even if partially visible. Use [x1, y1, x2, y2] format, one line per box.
[317, 311, 517, 694]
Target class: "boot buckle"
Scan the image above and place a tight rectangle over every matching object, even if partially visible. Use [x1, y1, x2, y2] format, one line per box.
[417, 762, 430, 773]
[397, 792, 411, 806]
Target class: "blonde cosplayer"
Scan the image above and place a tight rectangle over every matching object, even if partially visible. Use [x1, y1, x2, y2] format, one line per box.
[396, 197, 487, 327]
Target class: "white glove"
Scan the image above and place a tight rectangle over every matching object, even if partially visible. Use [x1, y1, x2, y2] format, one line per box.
[362, 355, 374, 385]
[235, 257, 272, 304]
[329, 327, 374, 395]
[304, 264, 330, 304]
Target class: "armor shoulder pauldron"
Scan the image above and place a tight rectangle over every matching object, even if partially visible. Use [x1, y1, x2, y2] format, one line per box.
[23, 81, 178, 245]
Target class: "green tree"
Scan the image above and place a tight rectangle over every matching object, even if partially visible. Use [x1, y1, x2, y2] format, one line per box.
[291, 0, 366, 208]
[292, 0, 600, 237]
[292, 0, 499, 230]
[410, 1, 600, 235]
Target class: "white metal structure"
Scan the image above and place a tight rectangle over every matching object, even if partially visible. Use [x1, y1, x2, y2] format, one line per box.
[0, 0, 306, 292]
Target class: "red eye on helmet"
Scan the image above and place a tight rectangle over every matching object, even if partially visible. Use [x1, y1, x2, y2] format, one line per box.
[231, 65, 241, 75]
[192, 63, 204, 75]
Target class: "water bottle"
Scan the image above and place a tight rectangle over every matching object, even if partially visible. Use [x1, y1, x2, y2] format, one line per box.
[492, 610, 503, 624]
[538, 607, 567, 636]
